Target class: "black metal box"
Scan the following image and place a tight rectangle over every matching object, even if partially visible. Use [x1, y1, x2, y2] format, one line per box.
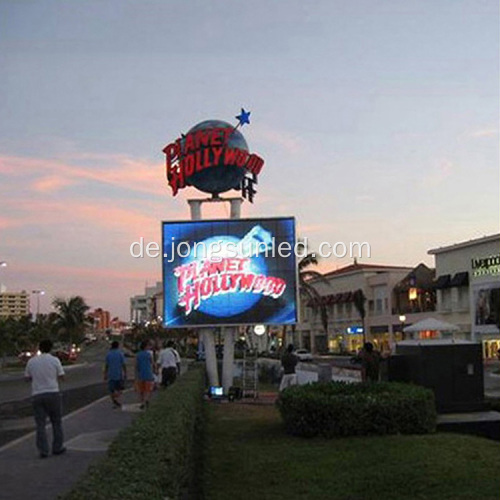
[388, 340, 485, 413]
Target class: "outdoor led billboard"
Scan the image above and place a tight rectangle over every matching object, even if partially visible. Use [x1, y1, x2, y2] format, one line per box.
[162, 217, 298, 327]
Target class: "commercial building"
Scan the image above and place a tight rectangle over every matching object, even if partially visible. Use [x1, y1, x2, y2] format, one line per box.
[429, 233, 500, 358]
[130, 281, 163, 324]
[0, 290, 30, 319]
[297, 262, 436, 354]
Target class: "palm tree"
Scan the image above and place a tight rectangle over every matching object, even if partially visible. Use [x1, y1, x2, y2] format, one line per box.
[52, 296, 90, 345]
[296, 250, 329, 352]
[352, 289, 367, 344]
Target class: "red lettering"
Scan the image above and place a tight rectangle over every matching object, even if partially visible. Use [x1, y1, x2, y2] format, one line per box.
[239, 273, 256, 291]
[245, 154, 264, 175]
[194, 130, 211, 148]
[178, 281, 201, 315]
[184, 154, 195, 177]
[174, 262, 196, 294]
[224, 148, 238, 165]
[167, 163, 184, 196]
[235, 149, 249, 167]
[184, 133, 195, 153]
[210, 128, 223, 146]
[212, 147, 223, 166]
[253, 275, 266, 293]
[200, 277, 213, 299]
[195, 150, 203, 172]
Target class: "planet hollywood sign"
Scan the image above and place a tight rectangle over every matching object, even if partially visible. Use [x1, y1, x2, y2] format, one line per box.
[162, 109, 264, 202]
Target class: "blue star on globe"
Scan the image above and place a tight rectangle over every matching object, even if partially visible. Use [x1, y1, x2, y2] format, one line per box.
[236, 108, 251, 126]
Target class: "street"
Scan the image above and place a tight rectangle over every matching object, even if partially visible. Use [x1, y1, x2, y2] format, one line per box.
[0, 341, 136, 405]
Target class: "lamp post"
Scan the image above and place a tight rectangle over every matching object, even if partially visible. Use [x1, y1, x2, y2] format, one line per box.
[32, 290, 45, 320]
[399, 314, 406, 341]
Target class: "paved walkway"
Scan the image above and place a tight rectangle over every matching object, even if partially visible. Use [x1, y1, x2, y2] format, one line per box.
[0, 389, 145, 500]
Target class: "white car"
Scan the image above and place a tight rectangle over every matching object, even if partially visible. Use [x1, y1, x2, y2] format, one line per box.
[295, 349, 313, 362]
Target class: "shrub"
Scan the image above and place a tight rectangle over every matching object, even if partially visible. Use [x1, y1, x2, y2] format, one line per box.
[64, 366, 205, 500]
[276, 381, 436, 438]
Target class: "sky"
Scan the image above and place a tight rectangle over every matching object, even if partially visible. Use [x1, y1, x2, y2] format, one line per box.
[0, 0, 498, 320]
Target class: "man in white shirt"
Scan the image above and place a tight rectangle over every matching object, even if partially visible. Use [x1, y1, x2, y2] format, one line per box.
[157, 340, 180, 387]
[25, 339, 66, 458]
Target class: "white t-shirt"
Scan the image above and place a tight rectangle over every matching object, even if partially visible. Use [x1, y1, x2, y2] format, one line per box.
[157, 348, 178, 369]
[25, 353, 65, 396]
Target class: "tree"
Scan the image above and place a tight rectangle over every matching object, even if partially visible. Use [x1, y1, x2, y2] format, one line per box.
[352, 289, 367, 344]
[52, 296, 91, 345]
[297, 249, 329, 353]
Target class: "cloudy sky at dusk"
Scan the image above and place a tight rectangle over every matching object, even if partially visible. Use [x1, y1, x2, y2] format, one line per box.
[0, 1, 498, 320]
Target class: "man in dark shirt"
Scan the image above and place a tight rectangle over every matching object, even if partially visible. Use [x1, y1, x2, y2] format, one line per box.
[279, 344, 298, 391]
[360, 342, 380, 382]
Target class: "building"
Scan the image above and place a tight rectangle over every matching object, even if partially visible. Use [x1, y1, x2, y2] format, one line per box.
[130, 281, 163, 324]
[297, 262, 437, 354]
[89, 308, 111, 331]
[429, 233, 500, 358]
[0, 290, 30, 319]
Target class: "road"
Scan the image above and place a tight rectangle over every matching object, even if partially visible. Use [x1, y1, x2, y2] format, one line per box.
[0, 341, 135, 405]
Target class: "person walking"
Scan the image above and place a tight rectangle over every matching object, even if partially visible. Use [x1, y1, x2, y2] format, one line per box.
[172, 341, 182, 375]
[279, 344, 298, 392]
[135, 340, 154, 409]
[157, 340, 178, 387]
[24, 339, 66, 458]
[359, 342, 380, 382]
[104, 340, 127, 408]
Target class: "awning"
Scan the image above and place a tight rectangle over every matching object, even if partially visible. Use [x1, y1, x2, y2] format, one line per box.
[404, 317, 459, 333]
[434, 275, 451, 289]
[450, 272, 469, 287]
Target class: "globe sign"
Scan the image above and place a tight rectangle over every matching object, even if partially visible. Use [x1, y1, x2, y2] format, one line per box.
[163, 115, 264, 197]
[184, 235, 267, 317]
[185, 120, 249, 195]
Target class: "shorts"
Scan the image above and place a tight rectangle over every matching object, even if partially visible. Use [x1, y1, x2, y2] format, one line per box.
[108, 379, 125, 393]
[135, 380, 154, 394]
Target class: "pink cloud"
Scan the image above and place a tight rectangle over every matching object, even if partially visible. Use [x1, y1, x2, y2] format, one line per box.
[470, 129, 498, 138]
[31, 176, 76, 193]
[0, 154, 166, 196]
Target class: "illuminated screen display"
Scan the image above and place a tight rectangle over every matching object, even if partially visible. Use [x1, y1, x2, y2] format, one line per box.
[162, 217, 298, 327]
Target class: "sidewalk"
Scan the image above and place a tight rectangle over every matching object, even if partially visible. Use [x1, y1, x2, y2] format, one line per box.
[0, 389, 145, 500]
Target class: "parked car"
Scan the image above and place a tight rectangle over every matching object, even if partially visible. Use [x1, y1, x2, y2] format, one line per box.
[18, 350, 38, 364]
[54, 345, 78, 363]
[295, 349, 313, 362]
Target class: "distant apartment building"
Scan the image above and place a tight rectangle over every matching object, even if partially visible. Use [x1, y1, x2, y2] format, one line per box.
[429, 233, 500, 358]
[0, 291, 30, 319]
[89, 308, 111, 331]
[297, 262, 436, 354]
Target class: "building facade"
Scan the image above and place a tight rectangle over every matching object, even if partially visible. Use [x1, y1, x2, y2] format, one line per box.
[429, 234, 500, 358]
[297, 263, 437, 354]
[0, 291, 30, 319]
[89, 308, 111, 331]
[130, 281, 163, 324]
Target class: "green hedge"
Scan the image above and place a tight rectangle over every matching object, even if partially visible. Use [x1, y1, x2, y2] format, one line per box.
[65, 366, 205, 500]
[276, 381, 436, 438]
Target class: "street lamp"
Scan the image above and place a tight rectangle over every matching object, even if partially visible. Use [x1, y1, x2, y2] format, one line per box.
[32, 290, 45, 319]
[399, 315, 406, 341]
